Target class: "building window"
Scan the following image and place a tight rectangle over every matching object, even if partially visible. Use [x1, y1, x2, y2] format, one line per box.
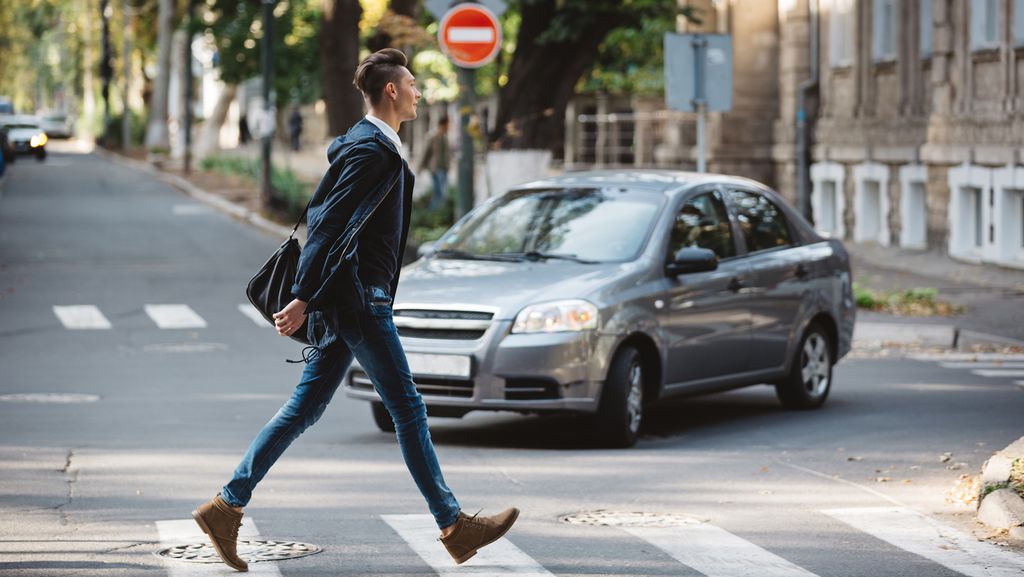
[920, 0, 933, 57]
[821, 182, 838, 232]
[873, 0, 897, 62]
[830, 0, 855, 67]
[1014, 0, 1024, 46]
[971, 0, 1000, 51]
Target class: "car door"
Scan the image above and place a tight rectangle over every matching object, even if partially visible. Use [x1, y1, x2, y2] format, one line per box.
[663, 187, 753, 386]
[724, 186, 811, 373]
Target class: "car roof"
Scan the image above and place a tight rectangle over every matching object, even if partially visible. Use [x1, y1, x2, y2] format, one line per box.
[511, 169, 773, 195]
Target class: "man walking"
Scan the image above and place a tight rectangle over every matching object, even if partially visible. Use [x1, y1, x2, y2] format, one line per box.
[191, 48, 519, 572]
[417, 115, 450, 210]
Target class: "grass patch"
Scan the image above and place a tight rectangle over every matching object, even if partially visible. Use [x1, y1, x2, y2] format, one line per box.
[200, 155, 311, 220]
[853, 283, 963, 316]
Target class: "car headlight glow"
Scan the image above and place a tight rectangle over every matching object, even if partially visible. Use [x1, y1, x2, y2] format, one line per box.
[30, 133, 48, 148]
[511, 299, 599, 334]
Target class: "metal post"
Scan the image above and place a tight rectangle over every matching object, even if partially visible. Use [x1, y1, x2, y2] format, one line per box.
[456, 66, 476, 218]
[100, 0, 113, 140]
[122, 0, 131, 149]
[260, 0, 275, 208]
[691, 35, 707, 173]
[183, 0, 195, 173]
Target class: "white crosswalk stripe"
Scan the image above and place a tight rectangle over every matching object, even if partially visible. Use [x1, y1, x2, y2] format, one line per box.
[939, 362, 1024, 369]
[382, 514, 553, 576]
[145, 304, 208, 329]
[155, 518, 282, 576]
[238, 303, 271, 327]
[52, 305, 112, 329]
[622, 522, 820, 577]
[972, 369, 1024, 378]
[823, 507, 1024, 577]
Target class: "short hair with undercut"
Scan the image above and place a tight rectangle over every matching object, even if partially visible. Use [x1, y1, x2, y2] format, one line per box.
[353, 48, 409, 106]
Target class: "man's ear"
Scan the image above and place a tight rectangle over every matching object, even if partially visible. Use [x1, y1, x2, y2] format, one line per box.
[386, 82, 397, 101]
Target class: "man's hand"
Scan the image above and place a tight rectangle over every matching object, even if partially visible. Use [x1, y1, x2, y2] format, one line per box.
[273, 299, 308, 337]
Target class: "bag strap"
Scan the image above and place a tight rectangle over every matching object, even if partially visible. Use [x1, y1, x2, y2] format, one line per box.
[289, 196, 313, 239]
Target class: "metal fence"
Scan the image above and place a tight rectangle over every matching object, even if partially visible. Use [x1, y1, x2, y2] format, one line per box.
[566, 110, 699, 170]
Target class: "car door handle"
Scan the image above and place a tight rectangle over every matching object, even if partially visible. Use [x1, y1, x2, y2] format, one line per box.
[795, 263, 810, 279]
[727, 277, 745, 292]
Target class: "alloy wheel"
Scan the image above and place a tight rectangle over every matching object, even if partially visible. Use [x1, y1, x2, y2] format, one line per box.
[626, 361, 643, 434]
[800, 333, 831, 397]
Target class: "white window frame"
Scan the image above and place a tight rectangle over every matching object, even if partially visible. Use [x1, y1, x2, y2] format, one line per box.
[873, 0, 898, 62]
[830, 0, 855, 67]
[947, 163, 993, 263]
[971, 0, 1001, 51]
[992, 165, 1024, 269]
[899, 165, 929, 249]
[853, 163, 892, 246]
[811, 162, 847, 239]
[920, 0, 934, 57]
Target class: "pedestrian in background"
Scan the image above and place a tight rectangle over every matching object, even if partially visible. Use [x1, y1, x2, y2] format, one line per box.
[238, 113, 251, 145]
[191, 48, 519, 573]
[288, 106, 303, 151]
[417, 115, 450, 210]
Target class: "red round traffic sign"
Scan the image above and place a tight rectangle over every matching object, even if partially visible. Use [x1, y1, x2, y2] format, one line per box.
[438, 4, 502, 68]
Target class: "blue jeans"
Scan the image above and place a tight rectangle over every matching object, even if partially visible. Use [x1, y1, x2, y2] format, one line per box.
[429, 169, 447, 210]
[221, 285, 461, 529]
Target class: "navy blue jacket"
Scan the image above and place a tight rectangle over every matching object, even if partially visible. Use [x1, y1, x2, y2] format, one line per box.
[291, 119, 413, 314]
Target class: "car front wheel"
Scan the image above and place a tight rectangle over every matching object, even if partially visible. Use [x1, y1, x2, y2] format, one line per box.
[775, 324, 833, 409]
[370, 401, 396, 433]
[595, 345, 644, 448]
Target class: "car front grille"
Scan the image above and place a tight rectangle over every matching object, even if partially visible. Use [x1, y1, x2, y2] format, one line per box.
[349, 370, 474, 398]
[393, 307, 495, 341]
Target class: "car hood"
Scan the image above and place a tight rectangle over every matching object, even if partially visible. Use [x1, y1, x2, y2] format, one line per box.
[7, 127, 42, 140]
[395, 257, 631, 320]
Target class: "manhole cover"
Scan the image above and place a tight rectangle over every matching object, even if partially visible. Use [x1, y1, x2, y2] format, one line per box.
[0, 393, 100, 404]
[560, 510, 706, 528]
[156, 540, 322, 563]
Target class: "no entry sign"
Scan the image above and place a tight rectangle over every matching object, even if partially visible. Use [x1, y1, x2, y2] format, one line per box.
[438, 3, 502, 68]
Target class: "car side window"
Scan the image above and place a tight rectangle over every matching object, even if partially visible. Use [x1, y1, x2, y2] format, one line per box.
[669, 191, 736, 260]
[727, 189, 793, 253]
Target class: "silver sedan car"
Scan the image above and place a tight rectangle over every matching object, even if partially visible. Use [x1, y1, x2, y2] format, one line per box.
[345, 170, 856, 447]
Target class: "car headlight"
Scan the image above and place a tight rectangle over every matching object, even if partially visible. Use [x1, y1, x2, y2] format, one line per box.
[30, 133, 47, 147]
[511, 299, 599, 334]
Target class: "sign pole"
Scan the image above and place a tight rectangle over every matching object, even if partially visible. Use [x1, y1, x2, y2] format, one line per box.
[457, 67, 476, 219]
[691, 34, 707, 173]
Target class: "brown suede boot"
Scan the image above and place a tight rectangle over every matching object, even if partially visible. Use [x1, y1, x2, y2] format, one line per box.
[192, 494, 248, 572]
[440, 508, 520, 565]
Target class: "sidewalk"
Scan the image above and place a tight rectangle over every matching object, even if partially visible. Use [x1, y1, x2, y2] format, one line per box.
[848, 242, 1024, 348]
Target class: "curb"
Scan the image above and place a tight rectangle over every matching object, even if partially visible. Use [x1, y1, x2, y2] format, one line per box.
[977, 437, 1024, 540]
[94, 147, 293, 239]
[853, 321, 1024, 350]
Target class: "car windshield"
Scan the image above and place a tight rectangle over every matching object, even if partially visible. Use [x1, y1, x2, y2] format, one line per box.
[435, 187, 663, 263]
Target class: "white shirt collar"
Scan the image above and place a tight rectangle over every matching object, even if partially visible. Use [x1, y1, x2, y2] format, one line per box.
[365, 114, 402, 152]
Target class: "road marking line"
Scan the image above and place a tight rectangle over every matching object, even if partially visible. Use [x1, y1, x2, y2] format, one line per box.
[1015, 380, 1024, 390]
[972, 369, 1024, 378]
[238, 303, 270, 327]
[155, 518, 282, 576]
[622, 523, 819, 577]
[382, 514, 552, 576]
[145, 304, 207, 329]
[173, 204, 212, 215]
[822, 507, 1024, 577]
[910, 353, 1024, 362]
[53, 305, 112, 329]
[939, 362, 1024, 369]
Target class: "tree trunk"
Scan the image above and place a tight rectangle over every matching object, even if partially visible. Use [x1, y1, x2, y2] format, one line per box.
[144, 0, 173, 150]
[196, 82, 237, 159]
[490, 2, 622, 155]
[320, 0, 363, 138]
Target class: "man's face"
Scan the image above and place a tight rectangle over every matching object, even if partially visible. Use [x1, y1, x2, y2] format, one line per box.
[388, 67, 421, 121]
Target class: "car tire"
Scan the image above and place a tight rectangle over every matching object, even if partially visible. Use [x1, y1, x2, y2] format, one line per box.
[775, 323, 833, 410]
[35, 151, 45, 162]
[594, 345, 644, 448]
[370, 401, 396, 433]
[6, 153, 15, 164]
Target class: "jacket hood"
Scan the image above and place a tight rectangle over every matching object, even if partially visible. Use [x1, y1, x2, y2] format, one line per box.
[396, 257, 634, 320]
[326, 118, 400, 165]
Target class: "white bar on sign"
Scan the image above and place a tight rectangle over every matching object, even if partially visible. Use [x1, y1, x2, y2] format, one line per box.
[822, 507, 1024, 577]
[448, 27, 495, 43]
[145, 304, 208, 329]
[973, 369, 1024, 378]
[53, 305, 112, 329]
[238, 303, 270, 327]
[622, 523, 819, 577]
[155, 518, 282, 576]
[382, 514, 552, 577]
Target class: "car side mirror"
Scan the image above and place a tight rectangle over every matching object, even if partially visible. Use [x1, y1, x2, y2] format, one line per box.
[666, 247, 718, 276]
[417, 241, 437, 258]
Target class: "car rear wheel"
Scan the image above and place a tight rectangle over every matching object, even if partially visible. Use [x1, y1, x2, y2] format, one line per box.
[594, 345, 644, 448]
[370, 401, 396, 433]
[35, 150, 46, 162]
[775, 323, 833, 409]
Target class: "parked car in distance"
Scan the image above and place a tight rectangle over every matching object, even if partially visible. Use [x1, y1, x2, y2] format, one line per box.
[0, 98, 13, 116]
[1, 116, 47, 162]
[38, 112, 72, 139]
[344, 170, 856, 447]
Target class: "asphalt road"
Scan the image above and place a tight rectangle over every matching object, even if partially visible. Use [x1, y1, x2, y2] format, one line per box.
[1, 147, 1023, 577]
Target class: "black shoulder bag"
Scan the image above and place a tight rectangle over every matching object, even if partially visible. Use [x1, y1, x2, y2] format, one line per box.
[245, 201, 313, 345]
